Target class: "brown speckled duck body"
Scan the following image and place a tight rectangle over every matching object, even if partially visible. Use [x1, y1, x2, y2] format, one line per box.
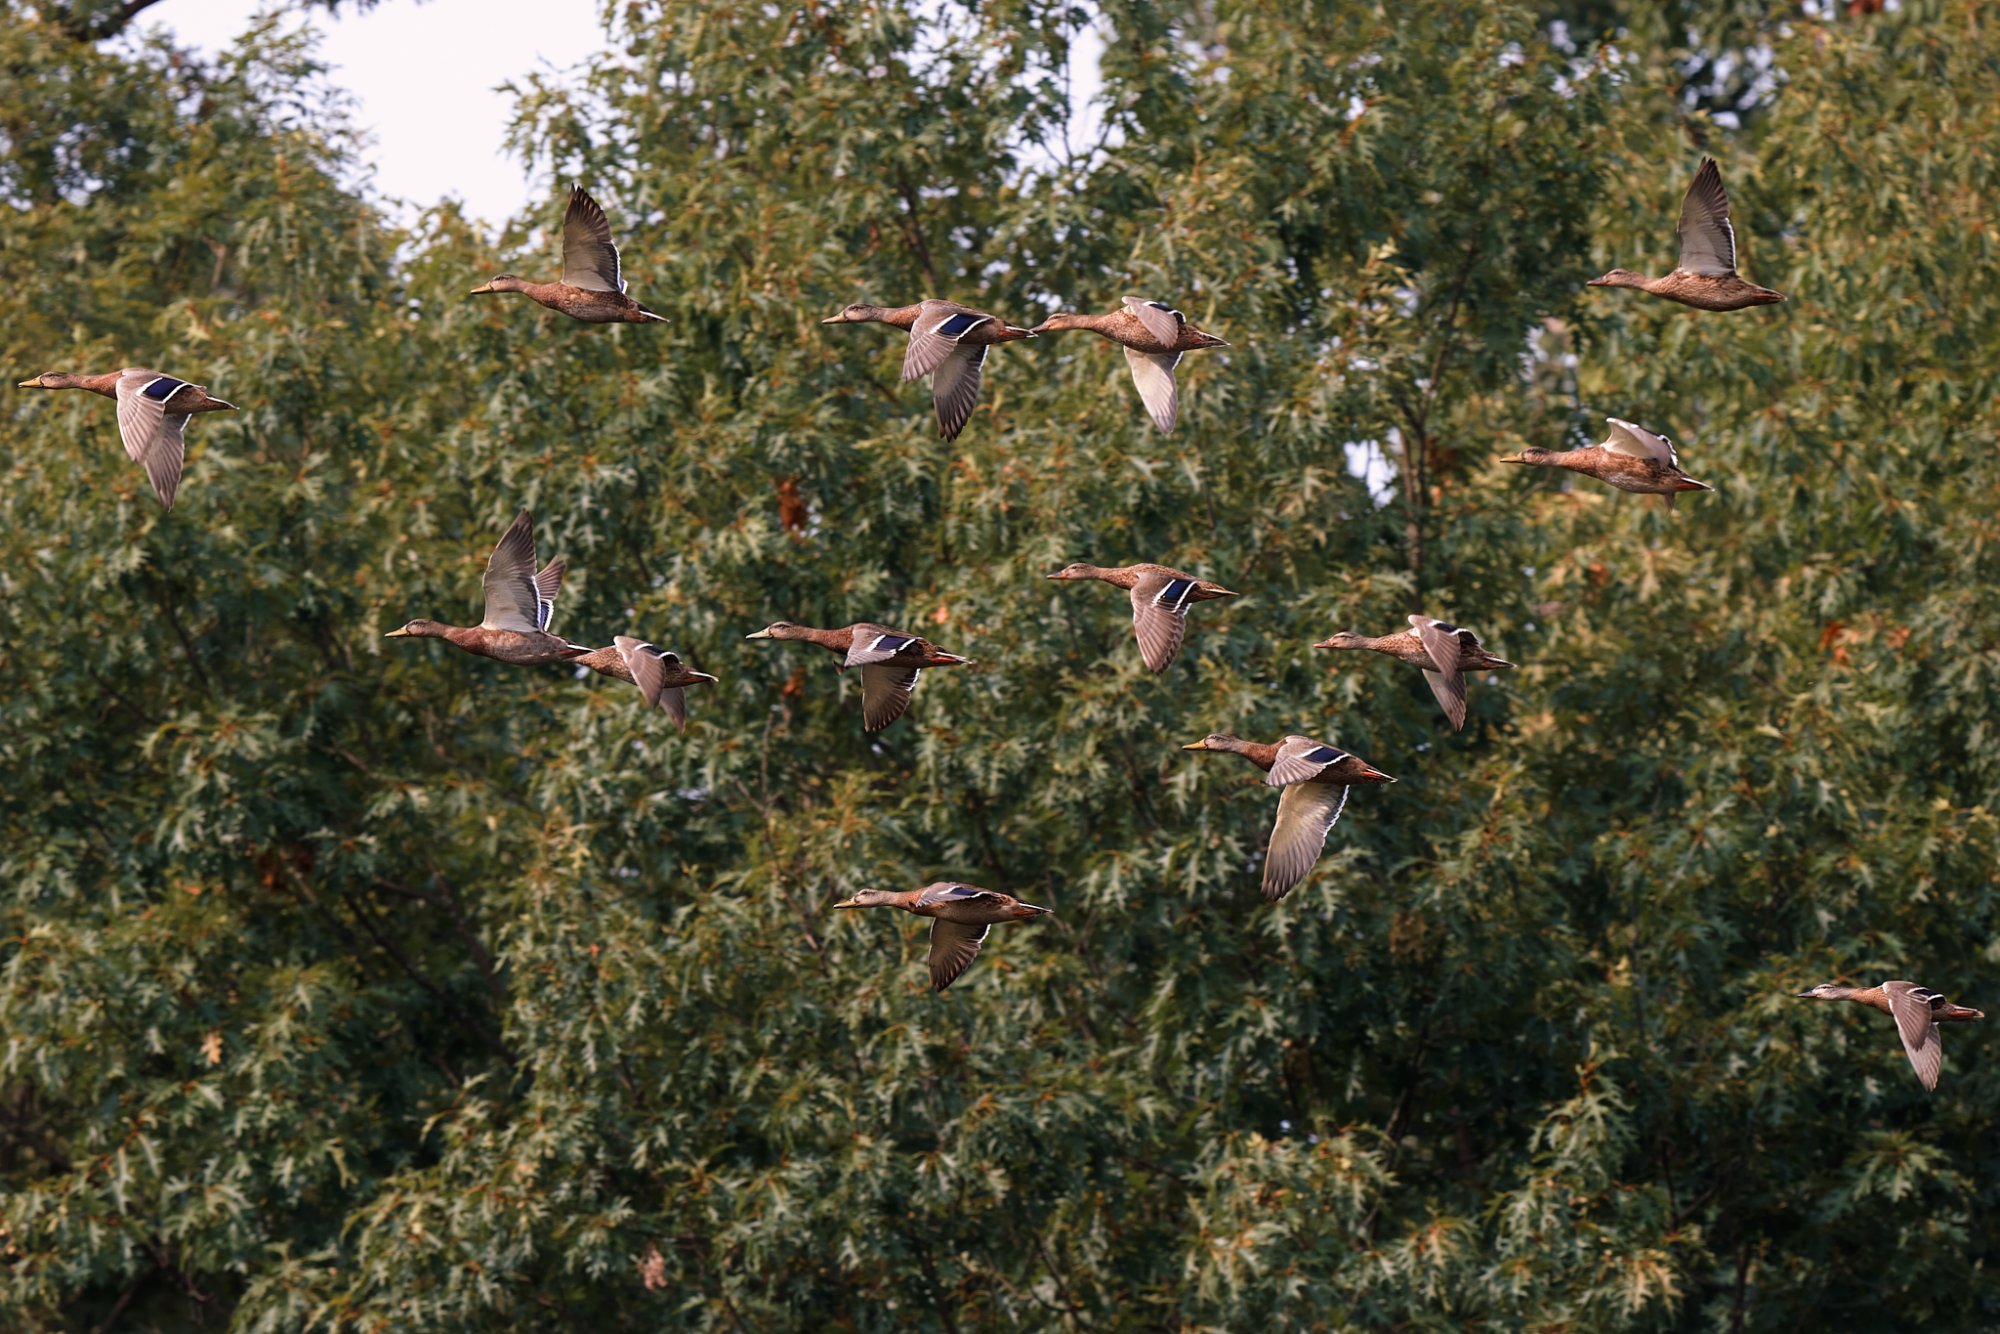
[820, 299, 1034, 440]
[386, 511, 590, 666]
[18, 368, 235, 510]
[833, 881, 1052, 991]
[1587, 158, 1785, 312]
[1502, 418, 1712, 507]
[470, 185, 666, 324]
[1047, 561, 1239, 672]
[1797, 980, 1984, 1091]
[745, 620, 969, 732]
[1182, 733, 1395, 901]
[1315, 614, 1513, 731]
[575, 636, 717, 730]
[1031, 297, 1228, 432]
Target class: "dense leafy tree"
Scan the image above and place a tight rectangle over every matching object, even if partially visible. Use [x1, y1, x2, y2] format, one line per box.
[3, 0, 1996, 1328]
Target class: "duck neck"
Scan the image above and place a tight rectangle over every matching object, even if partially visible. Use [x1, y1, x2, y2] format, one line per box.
[1072, 563, 1133, 588]
[572, 646, 630, 681]
[1038, 312, 1114, 334]
[35, 371, 121, 397]
[800, 625, 856, 653]
[1215, 737, 1279, 771]
[1518, 446, 1589, 473]
[852, 303, 924, 329]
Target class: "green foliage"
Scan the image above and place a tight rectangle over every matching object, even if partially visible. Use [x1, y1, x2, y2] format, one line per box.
[3, 0, 1998, 1328]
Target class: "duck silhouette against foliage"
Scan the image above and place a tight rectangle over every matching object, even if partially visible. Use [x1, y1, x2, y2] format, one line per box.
[17, 368, 234, 510]
[470, 185, 667, 323]
[386, 510, 590, 666]
[1032, 297, 1228, 432]
[1316, 614, 1513, 731]
[1502, 418, 1712, 508]
[1797, 979, 1984, 1091]
[834, 881, 1051, 991]
[821, 299, 1034, 440]
[1587, 158, 1785, 311]
[1182, 734, 1395, 901]
[745, 620, 969, 732]
[1047, 561, 1239, 672]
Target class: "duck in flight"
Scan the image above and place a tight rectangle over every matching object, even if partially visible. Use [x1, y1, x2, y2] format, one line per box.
[1796, 979, 1984, 1091]
[833, 881, 1051, 991]
[470, 184, 667, 323]
[1502, 417, 1712, 508]
[385, 510, 590, 666]
[745, 620, 969, 732]
[1046, 562, 1239, 673]
[1031, 297, 1228, 433]
[1587, 158, 1785, 311]
[1316, 614, 1513, 731]
[17, 368, 234, 510]
[1182, 734, 1395, 901]
[820, 299, 1034, 440]
[573, 637, 717, 731]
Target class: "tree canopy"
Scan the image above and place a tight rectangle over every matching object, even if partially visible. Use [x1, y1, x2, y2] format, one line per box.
[3, 0, 1998, 1328]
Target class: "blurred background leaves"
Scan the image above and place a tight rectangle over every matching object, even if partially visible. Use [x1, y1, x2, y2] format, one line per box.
[2, 0, 1997, 1328]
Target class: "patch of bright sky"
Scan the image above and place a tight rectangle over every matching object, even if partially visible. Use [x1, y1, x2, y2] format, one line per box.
[146, 0, 603, 229]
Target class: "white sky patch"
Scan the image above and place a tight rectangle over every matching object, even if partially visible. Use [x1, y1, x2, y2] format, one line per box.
[1343, 439, 1396, 507]
[146, 0, 602, 228]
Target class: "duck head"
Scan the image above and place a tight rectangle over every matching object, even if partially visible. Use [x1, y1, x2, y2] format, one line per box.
[1586, 268, 1646, 290]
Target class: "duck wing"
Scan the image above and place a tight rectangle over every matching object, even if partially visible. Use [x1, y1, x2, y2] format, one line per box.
[1120, 295, 1183, 346]
[926, 918, 991, 991]
[480, 511, 544, 632]
[904, 302, 994, 380]
[614, 636, 693, 730]
[930, 343, 988, 441]
[1601, 417, 1677, 466]
[1266, 735, 1350, 788]
[1128, 570, 1201, 673]
[1675, 158, 1738, 277]
[1122, 347, 1181, 433]
[114, 370, 198, 510]
[533, 560, 566, 631]
[1886, 980, 1945, 1091]
[561, 185, 626, 293]
[1410, 615, 1470, 731]
[1261, 782, 1348, 901]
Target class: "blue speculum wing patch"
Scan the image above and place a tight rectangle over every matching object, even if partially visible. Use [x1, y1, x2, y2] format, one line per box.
[873, 634, 915, 653]
[934, 312, 983, 339]
[931, 883, 985, 900]
[1305, 745, 1343, 765]
[1158, 578, 1197, 609]
[142, 376, 189, 401]
[640, 644, 669, 660]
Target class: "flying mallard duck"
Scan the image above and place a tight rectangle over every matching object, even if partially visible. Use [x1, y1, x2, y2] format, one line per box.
[1031, 297, 1228, 432]
[820, 299, 1034, 440]
[745, 620, 969, 732]
[833, 881, 1052, 991]
[1587, 158, 1785, 311]
[1182, 734, 1395, 901]
[1502, 417, 1712, 508]
[1315, 614, 1513, 731]
[1796, 979, 1984, 1091]
[470, 184, 667, 323]
[1046, 561, 1239, 672]
[17, 368, 234, 510]
[573, 637, 717, 731]
[386, 511, 589, 665]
